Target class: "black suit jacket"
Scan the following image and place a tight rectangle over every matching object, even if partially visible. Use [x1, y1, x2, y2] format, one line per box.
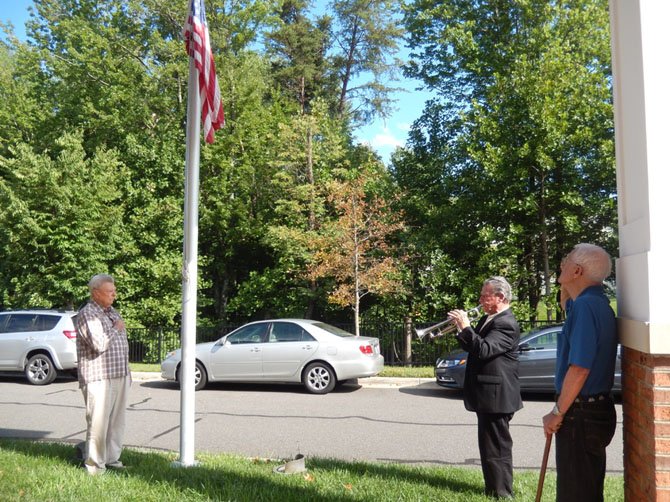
[456, 309, 523, 414]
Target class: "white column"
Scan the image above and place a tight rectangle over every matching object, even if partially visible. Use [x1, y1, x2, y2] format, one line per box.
[610, 0, 670, 353]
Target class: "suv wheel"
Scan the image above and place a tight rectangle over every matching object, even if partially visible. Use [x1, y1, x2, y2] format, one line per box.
[25, 354, 57, 385]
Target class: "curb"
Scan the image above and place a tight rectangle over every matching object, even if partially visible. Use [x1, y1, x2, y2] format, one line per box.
[131, 372, 437, 389]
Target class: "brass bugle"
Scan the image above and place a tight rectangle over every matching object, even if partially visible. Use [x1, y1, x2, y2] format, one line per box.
[414, 306, 483, 340]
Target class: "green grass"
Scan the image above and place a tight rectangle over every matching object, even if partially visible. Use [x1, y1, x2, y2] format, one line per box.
[130, 362, 161, 372]
[0, 439, 623, 501]
[378, 365, 434, 378]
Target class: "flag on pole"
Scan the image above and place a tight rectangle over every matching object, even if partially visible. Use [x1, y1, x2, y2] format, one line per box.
[183, 0, 224, 143]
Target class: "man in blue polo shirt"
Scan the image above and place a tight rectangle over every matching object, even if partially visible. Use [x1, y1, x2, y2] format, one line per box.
[542, 243, 617, 502]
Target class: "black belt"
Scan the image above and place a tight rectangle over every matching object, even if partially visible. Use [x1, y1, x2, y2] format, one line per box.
[574, 393, 610, 403]
[556, 392, 611, 404]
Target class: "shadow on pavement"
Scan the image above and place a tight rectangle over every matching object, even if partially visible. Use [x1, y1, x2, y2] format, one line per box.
[139, 380, 362, 394]
[399, 384, 462, 399]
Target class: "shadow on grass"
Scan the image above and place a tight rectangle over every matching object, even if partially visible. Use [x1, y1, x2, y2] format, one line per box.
[307, 457, 482, 494]
[0, 438, 484, 501]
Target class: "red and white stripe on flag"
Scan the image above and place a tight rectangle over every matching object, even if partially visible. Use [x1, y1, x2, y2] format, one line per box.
[183, 0, 224, 144]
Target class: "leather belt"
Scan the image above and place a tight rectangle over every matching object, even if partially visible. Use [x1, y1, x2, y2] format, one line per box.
[555, 392, 611, 403]
[574, 393, 609, 403]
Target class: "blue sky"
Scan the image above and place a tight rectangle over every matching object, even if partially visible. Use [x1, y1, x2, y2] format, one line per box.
[2, 0, 430, 164]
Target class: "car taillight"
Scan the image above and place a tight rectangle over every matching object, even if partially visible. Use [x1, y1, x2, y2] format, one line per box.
[359, 345, 373, 355]
[63, 330, 77, 340]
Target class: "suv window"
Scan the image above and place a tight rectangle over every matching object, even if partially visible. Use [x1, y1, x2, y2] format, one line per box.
[0, 314, 61, 333]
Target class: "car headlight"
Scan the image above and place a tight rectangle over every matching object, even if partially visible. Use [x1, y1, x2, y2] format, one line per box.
[436, 359, 466, 368]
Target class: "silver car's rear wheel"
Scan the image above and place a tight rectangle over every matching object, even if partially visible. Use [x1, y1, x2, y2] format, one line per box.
[303, 362, 336, 394]
[25, 353, 57, 385]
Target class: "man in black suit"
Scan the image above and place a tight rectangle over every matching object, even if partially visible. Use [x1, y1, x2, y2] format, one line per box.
[449, 276, 523, 499]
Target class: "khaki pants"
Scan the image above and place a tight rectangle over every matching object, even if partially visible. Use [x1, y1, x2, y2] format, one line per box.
[81, 376, 130, 474]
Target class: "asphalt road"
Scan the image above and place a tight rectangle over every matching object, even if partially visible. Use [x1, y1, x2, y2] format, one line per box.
[0, 374, 623, 473]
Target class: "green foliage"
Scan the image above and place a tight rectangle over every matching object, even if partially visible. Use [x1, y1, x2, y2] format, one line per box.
[395, 0, 616, 318]
[0, 132, 129, 309]
[0, 42, 38, 157]
[0, 0, 618, 329]
[329, 0, 405, 123]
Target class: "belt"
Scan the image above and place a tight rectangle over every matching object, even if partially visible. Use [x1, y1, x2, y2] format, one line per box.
[555, 392, 611, 404]
[574, 393, 610, 403]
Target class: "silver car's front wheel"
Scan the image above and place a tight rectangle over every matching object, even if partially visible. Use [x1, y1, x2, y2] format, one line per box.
[303, 362, 336, 394]
[178, 361, 207, 391]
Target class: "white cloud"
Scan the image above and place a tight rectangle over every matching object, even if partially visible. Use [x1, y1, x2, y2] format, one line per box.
[371, 128, 404, 149]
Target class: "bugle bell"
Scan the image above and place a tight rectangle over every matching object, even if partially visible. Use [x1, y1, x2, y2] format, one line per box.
[414, 306, 483, 341]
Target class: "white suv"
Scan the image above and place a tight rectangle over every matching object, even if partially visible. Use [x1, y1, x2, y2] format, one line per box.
[0, 310, 78, 385]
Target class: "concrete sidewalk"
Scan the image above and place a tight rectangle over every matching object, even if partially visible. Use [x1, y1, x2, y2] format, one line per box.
[131, 372, 436, 389]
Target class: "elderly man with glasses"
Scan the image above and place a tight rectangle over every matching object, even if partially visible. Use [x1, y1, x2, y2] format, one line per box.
[448, 276, 523, 499]
[75, 274, 131, 475]
[543, 243, 617, 502]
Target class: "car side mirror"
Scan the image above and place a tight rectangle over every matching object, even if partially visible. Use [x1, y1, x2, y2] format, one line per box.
[518, 342, 532, 352]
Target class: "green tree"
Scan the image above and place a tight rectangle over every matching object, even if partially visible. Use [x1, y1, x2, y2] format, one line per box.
[0, 0, 418, 329]
[265, 0, 334, 113]
[328, 0, 404, 123]
[397, 0, 616, 318]
[0, 38, 38, 158]
[0, 132, 129, 310]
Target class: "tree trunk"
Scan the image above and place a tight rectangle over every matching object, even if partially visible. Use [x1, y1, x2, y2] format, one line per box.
[538, 171, 553, 321]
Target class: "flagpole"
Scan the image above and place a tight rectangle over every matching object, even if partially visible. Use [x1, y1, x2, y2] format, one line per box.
[175, 54, 201, 468]
[175, 0, 223, 468]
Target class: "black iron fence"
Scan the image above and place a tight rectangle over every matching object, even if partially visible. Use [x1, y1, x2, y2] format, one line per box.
[127, 319, 559, 367]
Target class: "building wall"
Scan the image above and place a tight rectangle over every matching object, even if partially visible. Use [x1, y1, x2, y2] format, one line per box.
[622, 347, 670, 501]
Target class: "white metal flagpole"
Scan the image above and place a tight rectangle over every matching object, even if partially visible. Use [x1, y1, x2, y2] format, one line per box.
[175, 53, 201, 468]
[175, 0, 224, 468]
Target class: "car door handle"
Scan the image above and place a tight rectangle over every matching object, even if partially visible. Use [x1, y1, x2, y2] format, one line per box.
[250, 347, 261, 352]
[24, 337, 35, 342]
[301, 345, 313, 350]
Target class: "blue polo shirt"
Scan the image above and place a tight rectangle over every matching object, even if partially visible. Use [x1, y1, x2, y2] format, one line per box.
[555, 285, 617, 395]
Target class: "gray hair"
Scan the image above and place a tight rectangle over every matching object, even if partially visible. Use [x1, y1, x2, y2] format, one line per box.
[568, 243, 612, 282]
[483, 276, 513, 302]
[88, 274, 115, 293]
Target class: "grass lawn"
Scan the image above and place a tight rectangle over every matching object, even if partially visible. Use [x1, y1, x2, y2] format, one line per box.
[0, 439, 623, 501]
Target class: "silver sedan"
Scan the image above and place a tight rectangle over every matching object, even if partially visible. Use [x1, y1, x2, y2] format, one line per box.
[161, 319, 384, 394]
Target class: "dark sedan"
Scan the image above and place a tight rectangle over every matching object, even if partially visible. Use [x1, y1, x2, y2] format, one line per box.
[435, 325, 622, 393]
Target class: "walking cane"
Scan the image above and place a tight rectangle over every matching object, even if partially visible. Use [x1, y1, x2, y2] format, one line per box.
[536, 434, 552, 502]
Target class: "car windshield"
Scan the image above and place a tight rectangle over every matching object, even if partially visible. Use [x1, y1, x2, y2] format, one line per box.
[312, 322, 355, 338]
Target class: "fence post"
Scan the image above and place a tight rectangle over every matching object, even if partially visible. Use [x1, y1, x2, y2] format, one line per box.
[403, 316, 413, 366]
[157, 327, 163, 363]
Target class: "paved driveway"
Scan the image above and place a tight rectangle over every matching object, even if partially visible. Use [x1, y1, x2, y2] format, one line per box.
[0, 374, 623, 473]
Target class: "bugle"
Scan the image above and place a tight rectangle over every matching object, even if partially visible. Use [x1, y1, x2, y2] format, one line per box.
[414, 306, 483, 341]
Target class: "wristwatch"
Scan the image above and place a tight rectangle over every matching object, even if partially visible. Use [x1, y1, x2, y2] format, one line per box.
[551, 404, 564, 417]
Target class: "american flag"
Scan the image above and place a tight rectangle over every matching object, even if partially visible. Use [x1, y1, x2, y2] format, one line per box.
[183, 0, 224, 144]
